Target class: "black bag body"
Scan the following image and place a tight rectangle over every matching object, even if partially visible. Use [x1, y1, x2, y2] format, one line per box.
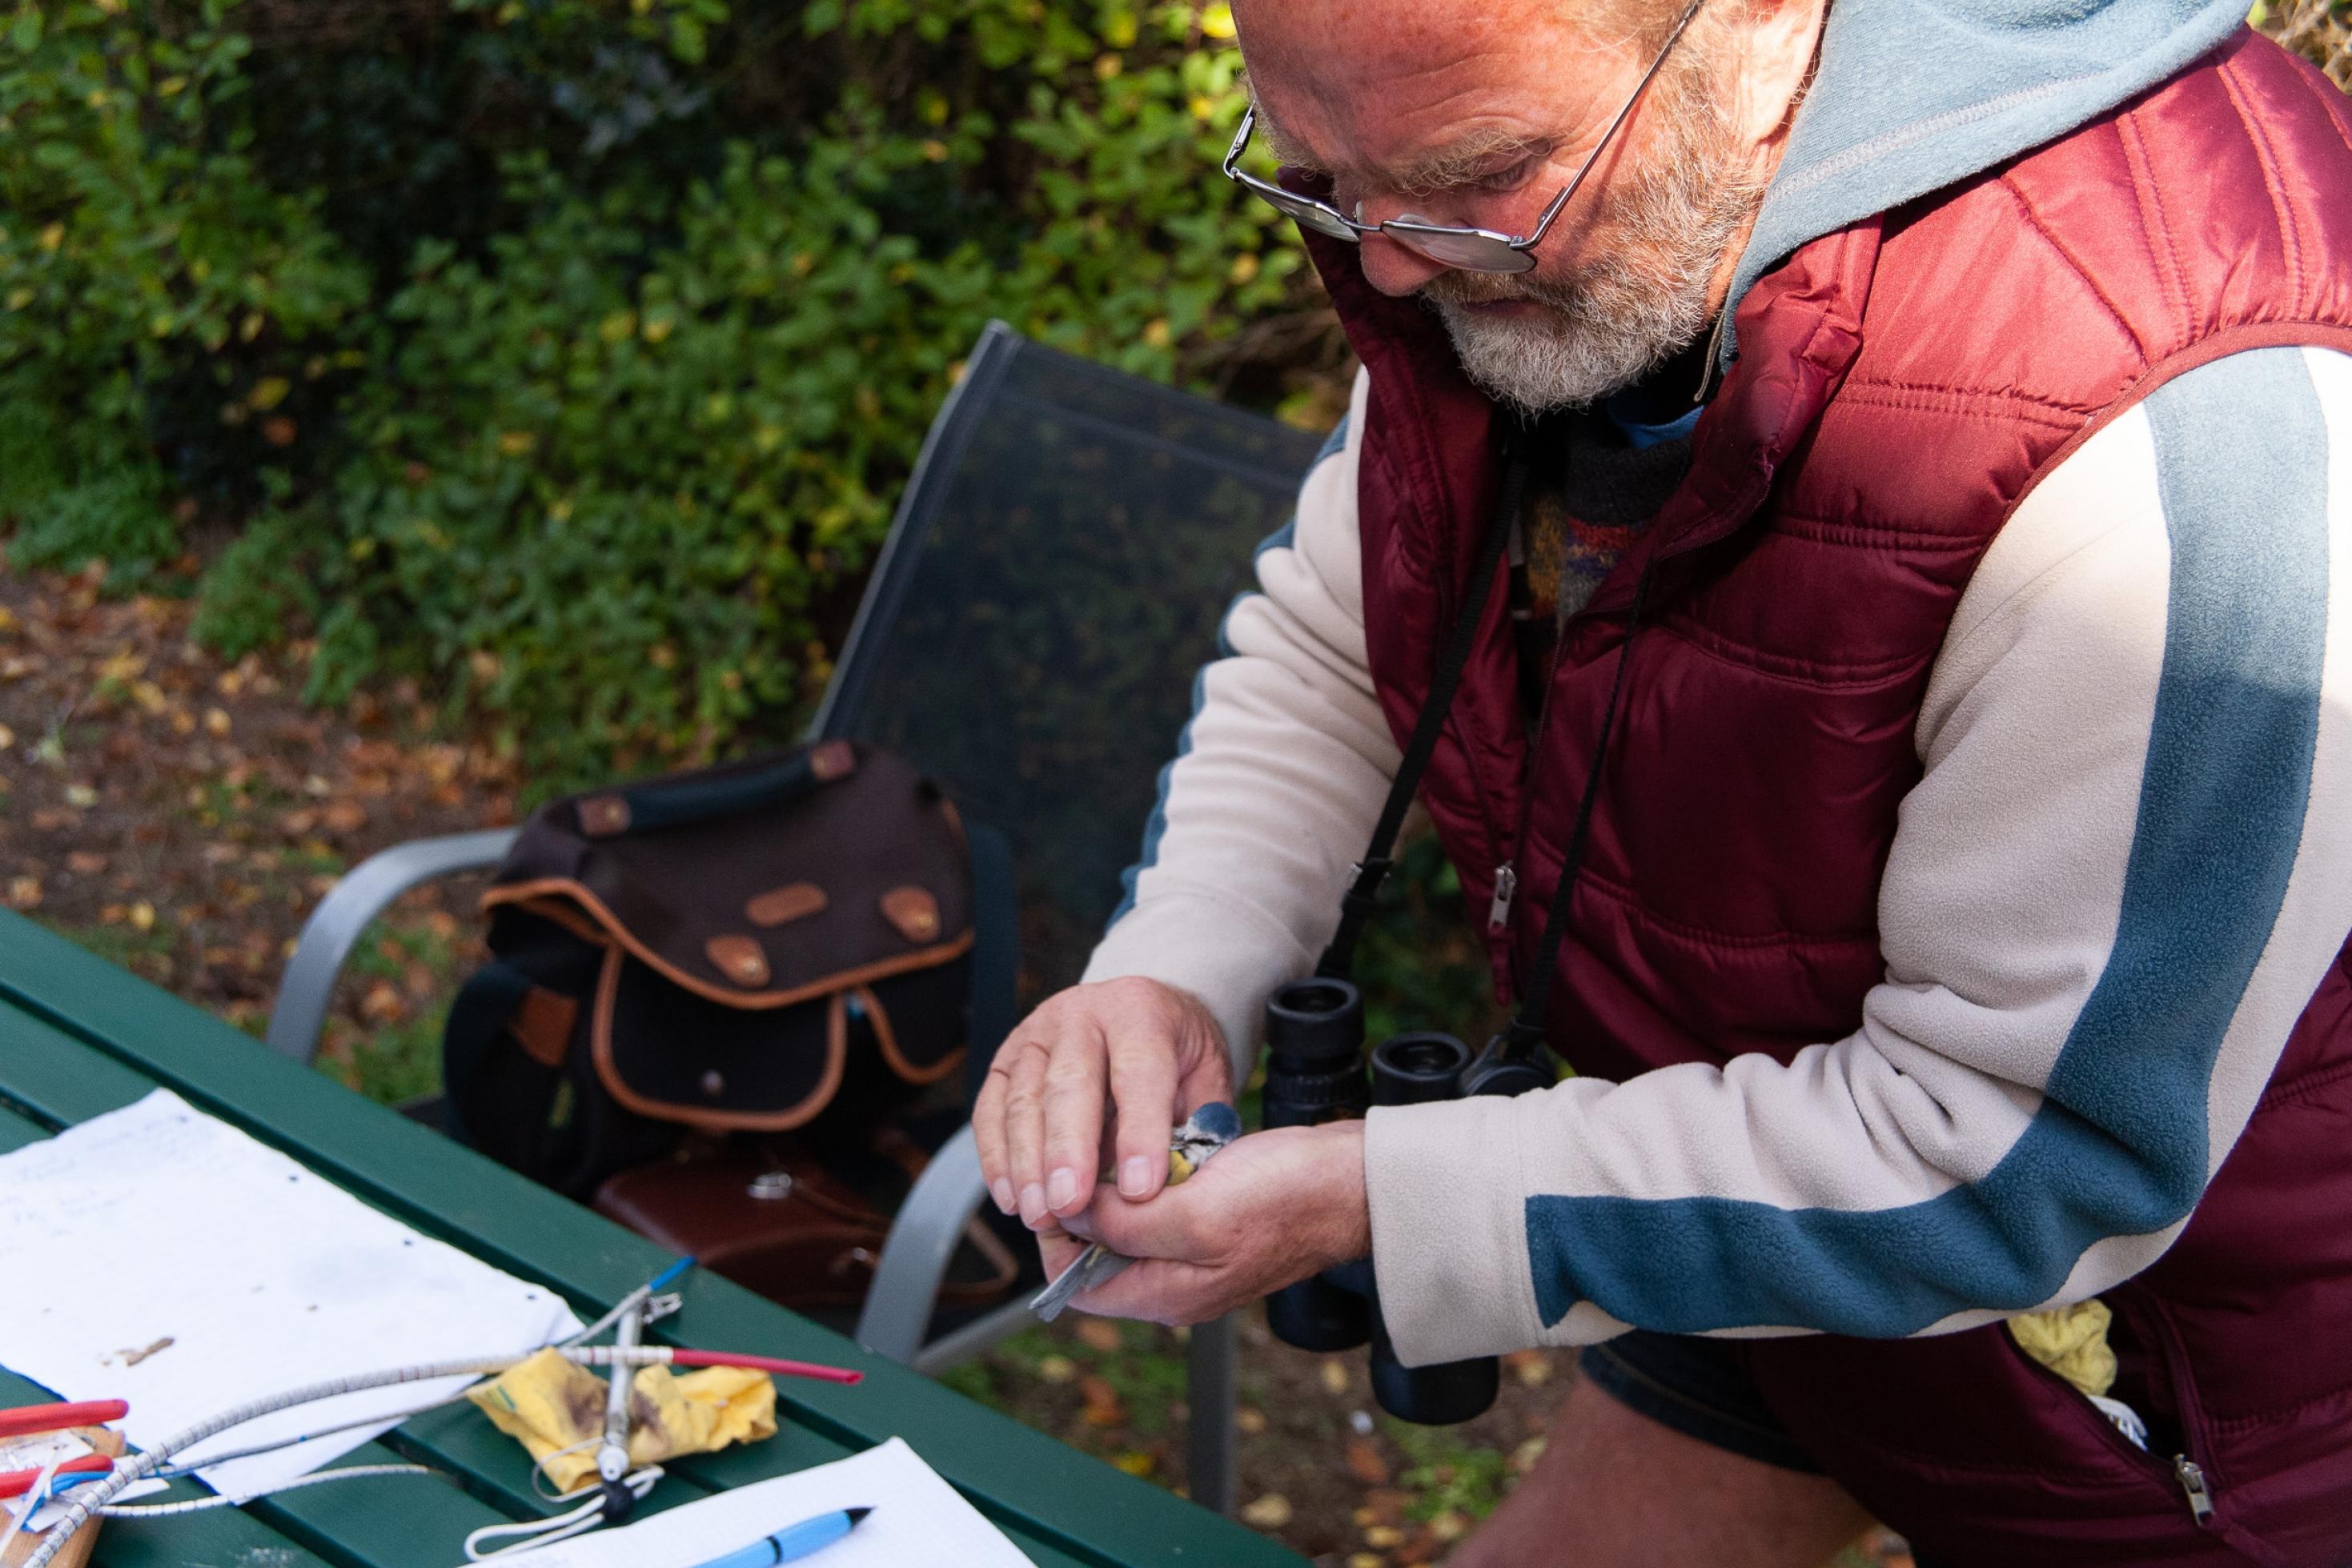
[443, 740, 977, 1201]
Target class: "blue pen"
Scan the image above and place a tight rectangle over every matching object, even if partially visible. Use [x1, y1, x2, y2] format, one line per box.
[691, 1506, 872, 1567]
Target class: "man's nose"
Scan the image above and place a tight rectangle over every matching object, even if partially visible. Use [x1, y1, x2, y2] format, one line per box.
[1356, 230, 1454, 297]
[1347, 193, 1459, 296]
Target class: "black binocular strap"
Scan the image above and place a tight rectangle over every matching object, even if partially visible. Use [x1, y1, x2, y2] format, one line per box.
[1317, 455, 1529, 981]
[1314, 436, 1659, 1065]
[1501, 559, 1654, 1057]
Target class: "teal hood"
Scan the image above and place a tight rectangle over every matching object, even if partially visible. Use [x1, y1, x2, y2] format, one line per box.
[1720, 0, 2254, 362]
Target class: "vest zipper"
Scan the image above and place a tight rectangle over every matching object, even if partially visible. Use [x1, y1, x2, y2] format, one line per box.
[2173, 1454, 2216, 1527]
[1487, 863, 1518, 932]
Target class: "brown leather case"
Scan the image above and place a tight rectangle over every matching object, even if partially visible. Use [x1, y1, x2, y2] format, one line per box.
[592, 1150, 1014, 1313]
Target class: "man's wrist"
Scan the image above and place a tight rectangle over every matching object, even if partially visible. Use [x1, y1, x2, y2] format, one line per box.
[1308, 1118, 1371, 1265]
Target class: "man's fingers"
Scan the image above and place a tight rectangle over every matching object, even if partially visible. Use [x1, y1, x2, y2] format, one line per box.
[998, 1042, 1054, 1227]
[1083, 1170, 1212, 1261]
[1106, 1036, 1182, 1201]
[1039, 1017, 1110, 1217]
[1074, 1257, 1227, 1326]
[972, 1065, 1015, 1213]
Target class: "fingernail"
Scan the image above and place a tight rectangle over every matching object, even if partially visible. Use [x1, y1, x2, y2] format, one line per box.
[1018, 1184, 1046, 1225]
[1119, 1157, 1153, 1197]
[1046, 1168, 1079, 1211]
[990, 1177, 1015, 1213]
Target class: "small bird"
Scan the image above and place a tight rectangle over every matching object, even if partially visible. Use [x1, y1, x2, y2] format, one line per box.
[1029, 1102, 1242, 1321]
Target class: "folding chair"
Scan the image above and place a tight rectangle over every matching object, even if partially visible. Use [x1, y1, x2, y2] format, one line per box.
[266, 320, 1328, 1512]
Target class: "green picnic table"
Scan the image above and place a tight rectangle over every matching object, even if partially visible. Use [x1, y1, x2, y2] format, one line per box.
[0, 911, 1302, 1568]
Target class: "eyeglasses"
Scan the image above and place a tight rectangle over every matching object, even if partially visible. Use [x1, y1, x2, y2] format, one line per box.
[1221, 0, 1709, 275]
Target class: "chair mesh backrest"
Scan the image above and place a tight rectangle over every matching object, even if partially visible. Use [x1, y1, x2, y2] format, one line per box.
[817, 323, 1329, 1003]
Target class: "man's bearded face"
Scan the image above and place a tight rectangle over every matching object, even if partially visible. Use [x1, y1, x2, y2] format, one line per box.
[1421, 52, 1765, 413]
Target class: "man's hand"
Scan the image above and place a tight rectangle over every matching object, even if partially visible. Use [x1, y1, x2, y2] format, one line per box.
[1047, 1121, 1370, 1325]
[973, 976, 1231, 1229]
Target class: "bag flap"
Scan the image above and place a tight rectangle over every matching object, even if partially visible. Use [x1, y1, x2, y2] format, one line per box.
[483, 743, 973, 1010]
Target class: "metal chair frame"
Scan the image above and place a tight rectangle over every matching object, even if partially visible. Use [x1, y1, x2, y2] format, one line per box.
[263, 322, 1286, 1512]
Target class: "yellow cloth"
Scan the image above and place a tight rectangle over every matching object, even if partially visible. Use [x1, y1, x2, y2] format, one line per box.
[2007, 1299, 2119, 1398]
[467, 1347, 778, 1491]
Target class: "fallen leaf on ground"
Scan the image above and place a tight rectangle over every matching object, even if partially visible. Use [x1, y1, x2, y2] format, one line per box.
[1235, 1406, 1266, 1435]
[1319, 1359, 1350, 1396]
[1240, 1493, 1293, 1530]
[1036, 1354, 1077, 1385]
[1346, 1437, 1390, 1486]
[1075, 1318, 1123, 1354]
[1078, 1374, 1125, 1426]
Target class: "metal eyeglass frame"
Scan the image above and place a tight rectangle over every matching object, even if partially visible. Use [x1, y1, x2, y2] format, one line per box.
[1221, 0, 1710, 275]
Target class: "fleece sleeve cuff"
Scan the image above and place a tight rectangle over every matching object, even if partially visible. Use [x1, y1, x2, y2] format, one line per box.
[1363, 1093, 1544, 1366]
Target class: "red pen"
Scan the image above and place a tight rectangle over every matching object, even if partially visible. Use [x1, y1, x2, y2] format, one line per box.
[0, 1402, 129, 1442]
[0, 1454, 111, 1500]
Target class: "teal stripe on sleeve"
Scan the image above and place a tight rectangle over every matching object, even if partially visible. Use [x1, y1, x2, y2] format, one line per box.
[1522, 347, 2330, 1336]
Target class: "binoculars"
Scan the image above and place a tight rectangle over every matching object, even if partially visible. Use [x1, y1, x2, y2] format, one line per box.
[1259, 976, 1547, 1424]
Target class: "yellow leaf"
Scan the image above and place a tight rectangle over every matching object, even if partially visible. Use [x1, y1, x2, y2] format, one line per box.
[1110, 1451, 1154, 1477]
[1229, 252, 1260, 286]
[641, 316, 674, 343]
[1101, 9, 1138, 47]
[497, 430, 538, 457]
[1094, 52, 1122, 80]
[248, 376, 291, 411]
[0, 723, 13, 751]
[599, 311, 637, 343]
[4, 289, 30, 311]
[1240, 1493, 1292, 1530]
[1200, 3, 1236, 39]
[129, 901, 155, 932]
[1143, 318, 1174, 349]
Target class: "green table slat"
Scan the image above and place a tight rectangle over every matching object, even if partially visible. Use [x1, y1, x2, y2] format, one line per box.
[0, 913, 1295, 1568]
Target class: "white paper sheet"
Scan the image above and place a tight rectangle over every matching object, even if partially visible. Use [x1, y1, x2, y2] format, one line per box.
[475, 1438, 1034, 1568]
[0, 1090, 579, 1498]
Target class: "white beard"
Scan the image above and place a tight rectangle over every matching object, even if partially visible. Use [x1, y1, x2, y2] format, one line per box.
[1421, 66, 1764, 414]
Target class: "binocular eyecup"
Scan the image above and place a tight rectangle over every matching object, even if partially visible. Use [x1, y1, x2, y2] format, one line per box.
[1259, 977, 1521, 1426]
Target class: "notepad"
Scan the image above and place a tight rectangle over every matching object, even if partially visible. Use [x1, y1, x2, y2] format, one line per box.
[473, 1438, 1035, 1568]
[0, 1090, 579, 1498]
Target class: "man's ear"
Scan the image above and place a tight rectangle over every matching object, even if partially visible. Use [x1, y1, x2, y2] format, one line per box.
[1732, 0, 1830, 151]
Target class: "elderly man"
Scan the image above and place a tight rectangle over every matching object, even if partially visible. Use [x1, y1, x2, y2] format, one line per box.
[974, 0, 2352, 1559]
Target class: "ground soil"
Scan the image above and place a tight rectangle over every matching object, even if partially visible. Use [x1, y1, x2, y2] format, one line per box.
[0, 554, 1913, 1567]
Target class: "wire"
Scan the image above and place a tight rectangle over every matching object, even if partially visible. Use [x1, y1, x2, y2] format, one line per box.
[132, 1257, 699, 1489]
[561, 1257, 694, 1350]
[19, 1344, 858, 1568]
[464, 1467, 660, 1560]
[98, 1464, 436, 1517]
[146, 1389, 480, 1482]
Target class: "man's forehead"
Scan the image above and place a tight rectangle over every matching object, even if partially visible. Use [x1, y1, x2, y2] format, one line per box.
[1235, 0, 1624, 178]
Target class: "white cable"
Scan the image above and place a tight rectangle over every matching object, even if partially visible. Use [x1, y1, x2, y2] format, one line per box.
[20, 1345, 691, 1568]
[98, 1464, 436, 1517]
[150, 1388, 480, 1481]
[463, 1467, 660, 1561]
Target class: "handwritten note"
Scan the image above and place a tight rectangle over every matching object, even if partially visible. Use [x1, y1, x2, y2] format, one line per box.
[0, 1091, 577, 1498]
[476, 1438, 1035, 1568]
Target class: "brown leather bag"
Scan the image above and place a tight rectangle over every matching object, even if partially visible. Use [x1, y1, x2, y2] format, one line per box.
[442, 740, 1015, 1313]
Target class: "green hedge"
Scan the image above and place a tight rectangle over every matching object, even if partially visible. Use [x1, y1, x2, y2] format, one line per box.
[5, 0, 1325, 782]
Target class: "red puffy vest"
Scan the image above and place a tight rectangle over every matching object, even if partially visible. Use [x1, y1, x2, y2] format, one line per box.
[1319, 31, 2352, 1562]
